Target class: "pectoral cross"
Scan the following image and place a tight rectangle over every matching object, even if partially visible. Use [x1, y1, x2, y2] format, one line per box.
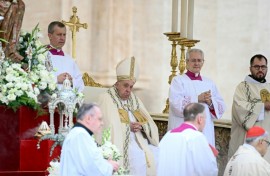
[62, 6, 88, 60]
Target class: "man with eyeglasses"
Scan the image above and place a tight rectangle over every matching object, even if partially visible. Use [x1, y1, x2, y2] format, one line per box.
[168, 48, 226, 147]
[229, 54, 270, 163]
[224, 126, 270, 175]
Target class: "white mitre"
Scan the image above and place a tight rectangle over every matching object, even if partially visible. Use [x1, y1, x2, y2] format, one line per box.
[116, 56, 139, 82]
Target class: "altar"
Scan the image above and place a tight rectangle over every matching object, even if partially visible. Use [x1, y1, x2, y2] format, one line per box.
[0, 106, 61, 175]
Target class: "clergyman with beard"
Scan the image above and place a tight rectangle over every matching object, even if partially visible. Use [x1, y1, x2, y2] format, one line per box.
[228, 54, 270, 163]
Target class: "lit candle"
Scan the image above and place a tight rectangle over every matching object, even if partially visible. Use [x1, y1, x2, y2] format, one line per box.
[187, 0, 194, 39]
[171, 0, 178, 32]
[181, 0, 187, 38]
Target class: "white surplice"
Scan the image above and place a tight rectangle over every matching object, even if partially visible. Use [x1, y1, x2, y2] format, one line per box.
[49, 52, 84, 92]
[127, 110, 159, 176]
[224, 144, 270, 176]
[60, 127, 113, 176]
[168, 74, 226, 146]
[158, 127, 218, 176]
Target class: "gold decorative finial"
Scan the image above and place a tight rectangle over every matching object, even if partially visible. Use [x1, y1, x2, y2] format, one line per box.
[62, 6, 88, 60]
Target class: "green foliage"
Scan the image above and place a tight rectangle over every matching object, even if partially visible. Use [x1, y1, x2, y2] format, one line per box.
[102, 127, 111, 145]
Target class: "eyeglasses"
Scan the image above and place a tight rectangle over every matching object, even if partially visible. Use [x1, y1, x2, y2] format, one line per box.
[251, 65, 268, 70]
[188, 59, 204, 64]
[263, 139, 270, 147]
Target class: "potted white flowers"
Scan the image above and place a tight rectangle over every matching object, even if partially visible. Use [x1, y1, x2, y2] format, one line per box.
[0, 24, 57, 112]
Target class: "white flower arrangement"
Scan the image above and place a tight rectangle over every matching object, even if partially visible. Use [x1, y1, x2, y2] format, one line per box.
[100, 128, 129, 175]
[100, 128, 122, 161]
[0, 24, 56, 111]
[18, 24, 56, 94]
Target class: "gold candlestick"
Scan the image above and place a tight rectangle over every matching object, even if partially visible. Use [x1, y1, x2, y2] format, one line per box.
[179, 43, 186, 75]
[163, 32, 180, 113]
[176, 38, 189, 75]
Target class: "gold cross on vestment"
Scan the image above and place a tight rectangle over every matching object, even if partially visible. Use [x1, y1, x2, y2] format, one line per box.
[62, 6, 88, 60]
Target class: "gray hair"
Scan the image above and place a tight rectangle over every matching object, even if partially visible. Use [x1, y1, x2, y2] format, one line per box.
[76, 103, 98, 120]
[48, 21, 66, 34]
[245, 131, 269, 144]
[183, 103, 205, 121]
[186, 48, 204, 60]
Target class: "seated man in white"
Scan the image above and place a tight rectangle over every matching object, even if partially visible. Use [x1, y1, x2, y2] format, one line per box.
[47, 21, 84, 92]
[98, 57, 159, 176]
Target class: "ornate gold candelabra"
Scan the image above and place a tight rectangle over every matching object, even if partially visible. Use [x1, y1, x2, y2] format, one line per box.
[176, 38, 189, 75]
[62, 6, 88, 60]
[163, 32, 180, 84]
[163, 32, 180, 113]
[162, 34, 200, 114]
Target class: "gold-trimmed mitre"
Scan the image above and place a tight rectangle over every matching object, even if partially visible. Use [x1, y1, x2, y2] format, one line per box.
[116, 56, 139, 82]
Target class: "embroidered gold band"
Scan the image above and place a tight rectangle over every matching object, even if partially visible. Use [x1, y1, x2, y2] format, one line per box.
[133, 110, 147, 124]
[118, 109, 130, 124]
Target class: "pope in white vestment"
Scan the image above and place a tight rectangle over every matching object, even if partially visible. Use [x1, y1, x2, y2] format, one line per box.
[60, 123, 114, 176]
[168, 49, 226, 146]
[98, 57, 159, 176]
[158, 103, 218, 176]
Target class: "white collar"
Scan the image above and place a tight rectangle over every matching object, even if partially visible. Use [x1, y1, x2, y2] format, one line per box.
[244, 75, 267, 84]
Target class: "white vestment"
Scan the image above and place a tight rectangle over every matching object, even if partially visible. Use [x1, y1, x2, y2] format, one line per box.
[224, 144, 270, 176]
[127, 110, 159, 176]
[158, 123, 218, 176]
[60, 125, 113, 176]
[229, 76, 270, 162]
[49, 52, 84, 92]
[98, 87, 159, 176]
[168, 74, 226, 146]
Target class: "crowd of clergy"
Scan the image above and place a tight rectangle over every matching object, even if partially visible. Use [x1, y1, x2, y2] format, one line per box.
[37, 20, 270, 175]
[2, 1, 270, 175]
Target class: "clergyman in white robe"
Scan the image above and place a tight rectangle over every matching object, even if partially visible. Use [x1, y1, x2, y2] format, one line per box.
[168, 71, 226, 146]
[229, 75, 270, 162]
[158, 122, 218, 176]
[224, 144, 270, 176]
[60, 123, 113, 176]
